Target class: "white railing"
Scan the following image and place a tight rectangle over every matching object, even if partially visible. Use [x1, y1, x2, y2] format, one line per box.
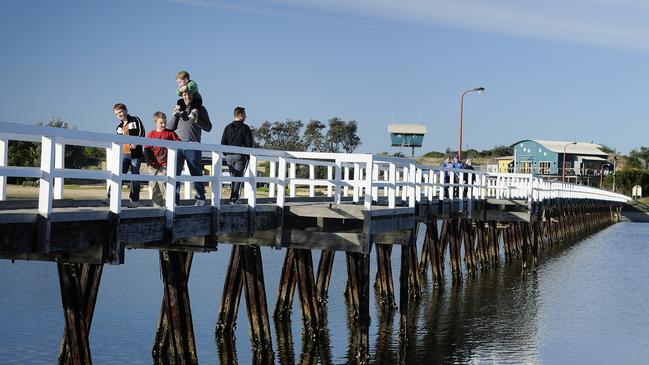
[0, 122, 629, 220]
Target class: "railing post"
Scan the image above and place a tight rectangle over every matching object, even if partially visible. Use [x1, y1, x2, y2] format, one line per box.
[415, 166, 422, 204]
[211, 151, 221, 208]
[108, 142, 123, 214]
[353, 162, 360, 203]
[54, 142, 64, 199]
[343, 165, 350, 197]
[364, 156, 374, 210]
[408, 163, 416, 208]
[402, 166, 409, 202]
[183, 163, 191, 200]
[245, 154, 257, 208]
[289, 162, 296, 198]
[372, 163, 379, 202]
[481, 174, 487, 200]
[383, 166, 389, 197]
[277, 156, 287, 208]
[334, 159, 342, 205]
[165, 148, 177, 227]
[39, 136, 56, 222]
[269, 160, 276, 198]
[438, 170, 445, 200]
[326, 165, 333, 197]
[0, 138, 7, 201]
[388, 162, 396, 208]
[309, 164, 315, 197]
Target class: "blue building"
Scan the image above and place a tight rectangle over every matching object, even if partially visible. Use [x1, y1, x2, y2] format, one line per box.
[512, 140, 610, 184]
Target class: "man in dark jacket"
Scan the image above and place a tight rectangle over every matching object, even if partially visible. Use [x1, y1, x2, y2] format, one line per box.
[220, 106, 253, 203]
[113, 103, 145, 207]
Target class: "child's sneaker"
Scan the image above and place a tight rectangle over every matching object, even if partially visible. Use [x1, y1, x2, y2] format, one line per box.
[194, 199, 205, 206]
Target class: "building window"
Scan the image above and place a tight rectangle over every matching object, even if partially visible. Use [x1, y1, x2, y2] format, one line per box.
[521, 161, 532, 174]
[539, 161, 551, 175]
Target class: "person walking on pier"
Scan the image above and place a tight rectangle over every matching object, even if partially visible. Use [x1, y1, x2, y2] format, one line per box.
[113, 103, 146, 208]
[220, 106, 253, 204]
[168, 89, 212, 206]
[144, 112, 180, 207]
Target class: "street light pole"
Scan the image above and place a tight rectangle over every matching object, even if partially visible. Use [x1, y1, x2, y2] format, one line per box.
[458, 87, 485, 161]
[562, 141, 577, 183]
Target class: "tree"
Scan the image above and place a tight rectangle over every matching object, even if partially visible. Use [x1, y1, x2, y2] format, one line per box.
[303, 120, 326, 152]
[252, 119, 306, 151]
[326, 118, 361, 153]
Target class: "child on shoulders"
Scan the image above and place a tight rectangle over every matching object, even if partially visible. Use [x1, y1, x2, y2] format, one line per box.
[176, 70, 203, 112]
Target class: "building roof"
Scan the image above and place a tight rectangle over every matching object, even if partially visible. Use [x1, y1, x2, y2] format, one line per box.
[388, 124, 427, 135]
[514, 140, 607, 155]
[495, 156, 514, 160]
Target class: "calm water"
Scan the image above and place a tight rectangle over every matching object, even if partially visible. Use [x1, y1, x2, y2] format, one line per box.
[2, 222, 649, 364]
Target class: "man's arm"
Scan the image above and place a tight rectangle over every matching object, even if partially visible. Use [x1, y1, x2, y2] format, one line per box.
[195, 107, 212, 132]
[244, 125, 253, 148]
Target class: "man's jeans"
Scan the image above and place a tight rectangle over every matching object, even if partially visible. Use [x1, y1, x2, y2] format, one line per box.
[175, 149, 205, 202]
[122, 156, 141, 202]
[226, 154, 247, 201]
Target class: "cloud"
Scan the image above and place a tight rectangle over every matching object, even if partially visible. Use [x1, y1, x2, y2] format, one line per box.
[176, 0, 649, 52]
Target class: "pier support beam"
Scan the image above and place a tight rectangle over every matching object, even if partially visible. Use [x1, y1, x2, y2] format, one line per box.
[155, 251, 197, 365]
[374, 244, 396, 309]
[216, 245, 273, 358]
[58, 263, 103, 365]
[345, 252, 370, 362]
[315, 250, 335, 308]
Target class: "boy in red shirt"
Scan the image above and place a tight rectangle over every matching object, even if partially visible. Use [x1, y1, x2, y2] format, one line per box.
[144, 112, 180, 207]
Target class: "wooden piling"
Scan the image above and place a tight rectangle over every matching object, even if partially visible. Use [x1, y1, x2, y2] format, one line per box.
[153, 252, 193, 363]
[462, 219, 477, 275]
[293, 248, 320, 335]
[58, 263, 103, 365]
[158, 251, 198, 365]
[399, 239, 412, 341]
[216, 245, 244, 337]
[57, 263, 94, 365]
[274, 248, 297, 320]
[240, 245, 274, 354]
[346, 252, 370, 362]
[374, 243, 396, 309]
[315, 250, 335, 307]
[426, 219, 444, 286]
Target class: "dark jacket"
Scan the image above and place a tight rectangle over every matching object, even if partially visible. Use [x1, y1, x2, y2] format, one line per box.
[221, 121, 253, 149]
[115, 114, 145, 158]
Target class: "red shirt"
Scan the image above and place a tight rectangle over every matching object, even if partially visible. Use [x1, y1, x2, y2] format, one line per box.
[144, 129, 180, 167]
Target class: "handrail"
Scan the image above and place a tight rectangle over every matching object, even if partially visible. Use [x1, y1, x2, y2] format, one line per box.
[0, 121, 630, 219]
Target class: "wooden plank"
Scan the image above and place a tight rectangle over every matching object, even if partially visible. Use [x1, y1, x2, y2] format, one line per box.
[286, 231, 365, 253]
[485, 210, 530, 222]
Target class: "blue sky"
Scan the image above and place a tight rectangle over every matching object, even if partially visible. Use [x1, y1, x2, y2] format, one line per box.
[1, 0, 647, 154]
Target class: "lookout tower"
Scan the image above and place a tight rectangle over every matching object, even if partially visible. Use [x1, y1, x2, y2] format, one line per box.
[388, 124, 427, 157]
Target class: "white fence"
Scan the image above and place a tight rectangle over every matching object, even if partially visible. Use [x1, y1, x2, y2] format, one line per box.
[0, 122, 629, 220]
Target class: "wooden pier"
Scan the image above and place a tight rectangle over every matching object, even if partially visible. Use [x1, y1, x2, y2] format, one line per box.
[0, 122, 628, 364]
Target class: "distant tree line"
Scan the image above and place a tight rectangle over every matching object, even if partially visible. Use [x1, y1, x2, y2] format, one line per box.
[251, 117, 361, 153]
[8, 118, 104, 183]
[423, 145, 514, 159]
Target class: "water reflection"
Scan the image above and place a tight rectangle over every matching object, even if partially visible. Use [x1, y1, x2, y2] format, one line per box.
[3, 223, 649, 364]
